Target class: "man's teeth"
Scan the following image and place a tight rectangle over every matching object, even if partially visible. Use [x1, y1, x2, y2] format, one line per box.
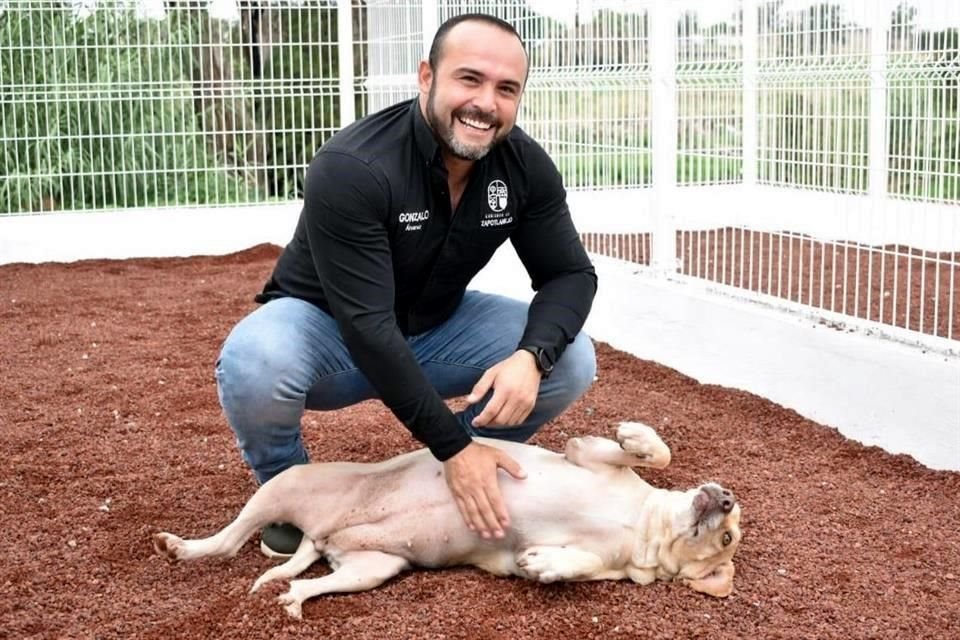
[459, 117, 492, 131]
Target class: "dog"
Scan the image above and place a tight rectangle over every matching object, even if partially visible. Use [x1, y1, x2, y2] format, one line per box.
[153, 422, 742, 619]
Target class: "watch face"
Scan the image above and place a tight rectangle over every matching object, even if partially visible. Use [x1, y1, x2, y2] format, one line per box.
[522, 346, 553, 374]
[537, 349, 554, 372]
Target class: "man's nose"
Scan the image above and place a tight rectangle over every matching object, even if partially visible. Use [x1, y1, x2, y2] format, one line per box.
[473, 83, 496, 112]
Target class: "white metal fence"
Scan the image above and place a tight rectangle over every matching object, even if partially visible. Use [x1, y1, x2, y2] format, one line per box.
[1, 0, 958, 349]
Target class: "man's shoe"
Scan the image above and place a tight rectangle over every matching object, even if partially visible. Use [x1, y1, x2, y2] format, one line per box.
[260, 522, 303, 560]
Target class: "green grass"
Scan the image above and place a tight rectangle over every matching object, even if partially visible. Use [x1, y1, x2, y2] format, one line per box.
[555, 151, 744, 188]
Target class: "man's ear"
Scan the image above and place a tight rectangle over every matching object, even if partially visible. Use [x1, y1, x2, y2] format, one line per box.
[418, 60, 433, 95]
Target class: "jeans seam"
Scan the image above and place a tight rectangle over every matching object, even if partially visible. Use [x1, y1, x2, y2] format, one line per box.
[423, 358, 487, 371]
[309, 366, 362, 385]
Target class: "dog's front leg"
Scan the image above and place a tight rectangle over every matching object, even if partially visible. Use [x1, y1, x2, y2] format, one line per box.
[515, 546, 605, 583]
[615, 421, 671, 468]
[276, 551, 410, 619]
[565, 422, 671, 473]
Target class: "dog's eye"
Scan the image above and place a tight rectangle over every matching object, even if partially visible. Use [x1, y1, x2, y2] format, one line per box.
[721, 532, 732, 546]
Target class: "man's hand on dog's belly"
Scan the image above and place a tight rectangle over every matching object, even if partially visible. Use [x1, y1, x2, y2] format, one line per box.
[443, 442, 527, 539]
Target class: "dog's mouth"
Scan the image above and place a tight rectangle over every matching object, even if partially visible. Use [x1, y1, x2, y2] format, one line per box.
[692, 483, 736, 528]
[671, 484, 740, 585]
[677, 560, 731, 582]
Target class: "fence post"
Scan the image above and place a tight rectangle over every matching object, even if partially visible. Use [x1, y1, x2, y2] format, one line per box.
[742, 0, 759, 186]
[649, 1, 679, 273]
[866, 2, 889, 200]
[422, 0, 438, 60]
[338, 0, 356, 128]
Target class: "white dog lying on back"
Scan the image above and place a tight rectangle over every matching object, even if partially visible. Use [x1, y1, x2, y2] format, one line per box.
[154, 422, 742, 619]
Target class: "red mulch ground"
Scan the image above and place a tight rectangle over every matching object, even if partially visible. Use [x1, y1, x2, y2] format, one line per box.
[1, 244, 958, 639]
[582, 230, 960, 341]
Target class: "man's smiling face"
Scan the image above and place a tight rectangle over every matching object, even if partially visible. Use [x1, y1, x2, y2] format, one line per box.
[419, 20, 528, 162]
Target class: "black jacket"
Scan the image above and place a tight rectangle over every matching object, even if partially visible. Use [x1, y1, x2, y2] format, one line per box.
[257, 98, 597, 460]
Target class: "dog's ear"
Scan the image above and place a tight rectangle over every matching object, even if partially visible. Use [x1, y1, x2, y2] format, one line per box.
[681, 561, 735, 597]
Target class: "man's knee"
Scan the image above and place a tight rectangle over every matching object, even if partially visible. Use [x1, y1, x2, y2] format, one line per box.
[217, 331, 266, 402]
[470, 333, 595, 443]
[216, 321, 304, 409]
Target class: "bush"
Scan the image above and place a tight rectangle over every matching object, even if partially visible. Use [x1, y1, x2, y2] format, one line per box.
[0, 5, 260, 214]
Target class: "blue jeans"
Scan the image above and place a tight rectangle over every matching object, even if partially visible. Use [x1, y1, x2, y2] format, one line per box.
[215, 291, 596, 485]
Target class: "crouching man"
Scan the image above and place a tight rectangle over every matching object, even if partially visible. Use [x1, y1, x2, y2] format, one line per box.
[214, 13, 597, 557]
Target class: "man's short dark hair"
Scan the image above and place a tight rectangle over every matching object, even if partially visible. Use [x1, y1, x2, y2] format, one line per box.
[428, 13, 527, 72]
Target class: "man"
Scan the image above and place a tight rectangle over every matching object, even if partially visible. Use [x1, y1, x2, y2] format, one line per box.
[215, 13, 598, 557]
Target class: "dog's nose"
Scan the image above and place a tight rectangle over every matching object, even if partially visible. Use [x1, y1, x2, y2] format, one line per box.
[720, 489, 735, 513]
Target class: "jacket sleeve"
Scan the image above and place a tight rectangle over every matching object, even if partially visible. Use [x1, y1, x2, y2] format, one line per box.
[302, 151, 473, 461]
[510, 142, 598, 365]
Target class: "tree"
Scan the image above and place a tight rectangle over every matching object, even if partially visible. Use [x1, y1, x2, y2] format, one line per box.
[760, 1, 850, 59]
[679, 10, 699, 37]
[919, 28, 958, 116]
[800, 3, 848, 56]
[890, 2, 917, 52]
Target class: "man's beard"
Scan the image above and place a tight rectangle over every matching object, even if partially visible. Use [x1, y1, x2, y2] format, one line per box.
[426, 82, 504, 161]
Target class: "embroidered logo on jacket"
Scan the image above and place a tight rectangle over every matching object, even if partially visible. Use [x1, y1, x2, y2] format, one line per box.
[487, 180, 508, 212]
[482, 180, 513, 228]
[399, 209, 429, 231]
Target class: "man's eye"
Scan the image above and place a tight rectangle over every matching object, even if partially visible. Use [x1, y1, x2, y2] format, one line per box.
[722, 532, 732, 546]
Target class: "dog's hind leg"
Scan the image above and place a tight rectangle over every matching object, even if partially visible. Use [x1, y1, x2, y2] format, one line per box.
[276, 551, 410, 619]
[250, 536, 323, 593]
[154, 510, 263, 561]
[154, 466, 326, 562]
[153, 481, 293, 562]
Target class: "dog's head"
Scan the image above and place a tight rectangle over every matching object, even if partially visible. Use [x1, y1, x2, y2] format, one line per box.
[660, 482, 742, 597]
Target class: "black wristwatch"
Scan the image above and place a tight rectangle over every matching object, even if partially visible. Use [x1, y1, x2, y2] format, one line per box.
[520, 345, 555, 379]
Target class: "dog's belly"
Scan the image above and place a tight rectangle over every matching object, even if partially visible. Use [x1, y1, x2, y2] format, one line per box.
[320, 439, 645, 572]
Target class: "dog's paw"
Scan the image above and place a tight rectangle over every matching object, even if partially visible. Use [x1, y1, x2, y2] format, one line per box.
[250, 575, 268, 594]
[277, 591, 303, 620]
[153, 532, 184, 561]
[516, 548, 565, 583]
[615, 421, 658, 451]
[616, 422, 671, 468]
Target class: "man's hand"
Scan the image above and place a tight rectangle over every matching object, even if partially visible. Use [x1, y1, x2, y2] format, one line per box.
[443, 442, 527, 538]
[467, 349, 542, 428]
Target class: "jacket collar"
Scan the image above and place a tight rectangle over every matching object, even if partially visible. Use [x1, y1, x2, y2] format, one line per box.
[411, 97, 442, 168]
[411, 96, 501, 177]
